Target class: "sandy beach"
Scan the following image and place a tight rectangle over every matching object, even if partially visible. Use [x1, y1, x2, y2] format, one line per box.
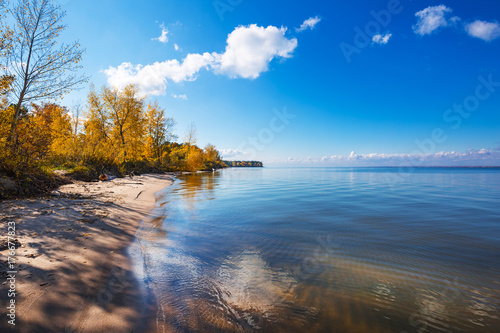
[0, 174, 173, 333]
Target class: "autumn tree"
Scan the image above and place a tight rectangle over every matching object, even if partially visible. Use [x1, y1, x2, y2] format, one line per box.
[83, 84, 146, 167]
[6, 0, 87, 143]
[102, 85, 145, 163]
[144, 100, 176, 162]
[185, 145, 204, 172]
[203, 144, 223, 169]
[83, 85, 111, 164]
[182, 124, 204, 171]
[0, 0, 13, 103]
[1, 2, 18, 171]
[31, 103, 73, 163]
[166, 144, 184, 171]
[0, 105, 14, 169]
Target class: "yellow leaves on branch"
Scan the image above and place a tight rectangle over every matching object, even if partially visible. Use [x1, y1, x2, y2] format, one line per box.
[78, 84, 225, 172]
[0, 77, 226, 173]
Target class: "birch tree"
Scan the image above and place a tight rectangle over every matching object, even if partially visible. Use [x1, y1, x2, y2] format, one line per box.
[7, 0, 87, 142]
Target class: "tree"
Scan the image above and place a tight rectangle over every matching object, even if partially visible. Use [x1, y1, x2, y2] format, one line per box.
[6, 0, 87, 142]
[71, 100, 83, 136]
[0, 0, 14, 103]
[83, 84, 145, 165]
[185, 145, 204, 172]
[144, 100, 176, 162]
[83, 85, 111, 163]
[203, 144, 222, 169]
[31, 102, 73, 162]
[184, 123, 197, 146]
[181, 123, 204, 171]
[102, 85, 144, 163]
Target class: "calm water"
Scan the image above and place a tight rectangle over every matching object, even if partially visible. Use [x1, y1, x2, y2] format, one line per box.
[135, 167, 500, 333]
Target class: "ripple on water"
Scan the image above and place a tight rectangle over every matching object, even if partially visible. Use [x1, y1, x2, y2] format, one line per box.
[135, 168, 500, 333]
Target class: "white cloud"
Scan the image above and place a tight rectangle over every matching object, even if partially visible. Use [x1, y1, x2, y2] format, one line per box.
[413, 5, 458, 36]
[219, 149, 249, 159]
[105, 24, 299, 95]
[213, 24, 297, 79]
[103, 52, 216, 96]
[412, 7, 500, 42]
[295, 16, 321, 32]
[153, 23, 169, 44]
[174, 43, 180, 51]
[172, 93, 187, 100]
[372, 33, 392, 45]
[273, 149, 500, 166]
[465, 20, 500, 42]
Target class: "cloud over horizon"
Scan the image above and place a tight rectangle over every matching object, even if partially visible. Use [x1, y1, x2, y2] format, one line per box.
[265, 149, 500, 166]
[105, 24, 299, 96]
[219, 148, 250, 159]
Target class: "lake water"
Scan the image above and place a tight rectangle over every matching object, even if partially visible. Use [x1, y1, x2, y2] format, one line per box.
[135, 167, 500, 332]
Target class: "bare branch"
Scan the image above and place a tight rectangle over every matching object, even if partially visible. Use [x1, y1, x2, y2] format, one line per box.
[6, 0, 89, 141]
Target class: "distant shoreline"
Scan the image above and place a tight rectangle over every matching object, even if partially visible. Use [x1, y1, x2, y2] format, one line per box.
[345, 166, 500, 168]
[267, 165, 500, 168]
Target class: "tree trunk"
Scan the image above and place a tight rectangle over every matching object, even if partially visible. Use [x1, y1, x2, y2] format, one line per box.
[8, 94, 24, 143]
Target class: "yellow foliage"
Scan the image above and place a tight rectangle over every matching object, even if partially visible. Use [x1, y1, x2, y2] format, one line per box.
[144, 101, 171, 162]
[31, 103, 73, 161]
[0, 82, 226, 177]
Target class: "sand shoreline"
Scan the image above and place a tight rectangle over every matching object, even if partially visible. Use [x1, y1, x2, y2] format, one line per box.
[0, 173, 174, 332]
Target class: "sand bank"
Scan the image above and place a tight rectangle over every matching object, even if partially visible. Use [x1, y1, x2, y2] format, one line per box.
[0, 174, 173, 332]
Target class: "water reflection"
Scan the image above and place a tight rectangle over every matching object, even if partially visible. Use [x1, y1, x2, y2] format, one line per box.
[214, 250, 298, 329]
[181, 172, 219, 202]
[135, 168, 500, 333]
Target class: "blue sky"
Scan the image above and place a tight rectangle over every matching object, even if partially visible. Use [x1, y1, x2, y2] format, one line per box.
[57, 0, 500, 165]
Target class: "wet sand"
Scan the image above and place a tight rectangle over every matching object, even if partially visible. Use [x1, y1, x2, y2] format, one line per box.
[0, 174, 173, 333]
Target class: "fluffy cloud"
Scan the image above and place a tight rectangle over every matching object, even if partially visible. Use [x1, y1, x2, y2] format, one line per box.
[413, 5, 458, 36]
[372, 33, 392, 45]
[103, 53, 216, 96]
[219, 149, 249, 159]
[465, 20, 500, 42]
[213, 24, 297, 79]
[153, 23, 169, 44]
[174, 43, 180, 51]
[105, 24, 298, 95]
[413, 6, 500, 42]
[295, 16, 321, 32]
[172, 93, 187, 100]
[276, 149, 500, 166]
